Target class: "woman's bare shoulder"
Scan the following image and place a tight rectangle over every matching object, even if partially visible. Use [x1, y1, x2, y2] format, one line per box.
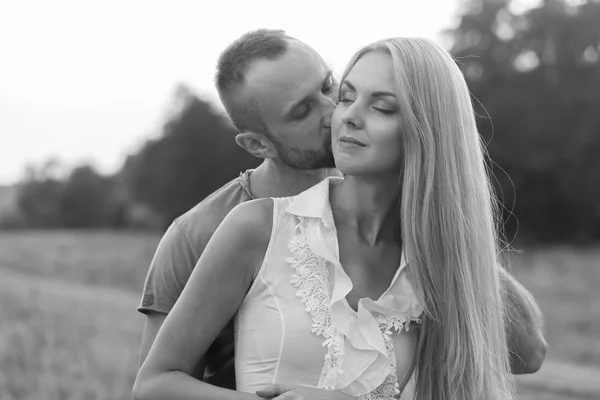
[225, 198, 274, 233]
[185, 198, 275, 292]
[208, 198, 275, 258]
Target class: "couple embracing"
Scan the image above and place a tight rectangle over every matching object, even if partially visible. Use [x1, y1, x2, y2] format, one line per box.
[134, 29, 547, 400]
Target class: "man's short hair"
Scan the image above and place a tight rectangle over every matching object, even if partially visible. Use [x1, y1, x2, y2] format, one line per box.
[215, 29, 291, 135]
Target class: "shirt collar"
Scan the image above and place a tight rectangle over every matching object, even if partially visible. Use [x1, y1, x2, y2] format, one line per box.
[285, 177, 343, 228]
[238, 169, 255, 200]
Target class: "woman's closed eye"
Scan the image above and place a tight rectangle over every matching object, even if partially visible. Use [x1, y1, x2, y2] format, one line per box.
[337, 91, 355, 105]
[338, 96, 397, 115]
[373, 102, 398, 115]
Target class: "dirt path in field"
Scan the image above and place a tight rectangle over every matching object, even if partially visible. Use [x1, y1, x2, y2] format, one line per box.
[2, 266, 599, 399]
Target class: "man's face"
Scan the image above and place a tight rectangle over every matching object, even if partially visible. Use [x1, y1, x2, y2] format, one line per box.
[245, 40, 337, 169]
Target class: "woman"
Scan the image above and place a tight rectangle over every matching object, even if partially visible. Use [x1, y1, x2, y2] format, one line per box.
[134, 38, 515, 400]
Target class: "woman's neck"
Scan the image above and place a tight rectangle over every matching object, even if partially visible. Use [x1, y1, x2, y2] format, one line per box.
[330, 173, 401, 245]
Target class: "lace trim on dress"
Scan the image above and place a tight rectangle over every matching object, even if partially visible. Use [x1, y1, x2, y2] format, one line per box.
[357, 314, 421, 400]
[286, 216, 422, 399]
[286, 216, 345, 390]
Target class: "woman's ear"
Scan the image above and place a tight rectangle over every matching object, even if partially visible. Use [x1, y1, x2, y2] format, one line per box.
[235, 132, 278, 159]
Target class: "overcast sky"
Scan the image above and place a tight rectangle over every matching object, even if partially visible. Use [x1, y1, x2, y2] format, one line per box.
[0, 0, 471, 184]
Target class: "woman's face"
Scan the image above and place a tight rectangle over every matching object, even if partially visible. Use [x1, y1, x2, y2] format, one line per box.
[332, 51, 403, 177]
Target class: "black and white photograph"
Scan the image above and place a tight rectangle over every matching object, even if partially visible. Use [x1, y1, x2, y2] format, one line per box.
[1, 0, 599, 399]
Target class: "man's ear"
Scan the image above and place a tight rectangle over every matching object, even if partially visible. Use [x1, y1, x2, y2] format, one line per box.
[235, 132, 277, 159]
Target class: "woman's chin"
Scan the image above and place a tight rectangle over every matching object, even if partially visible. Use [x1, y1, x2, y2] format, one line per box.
[334, 162, 360, 176]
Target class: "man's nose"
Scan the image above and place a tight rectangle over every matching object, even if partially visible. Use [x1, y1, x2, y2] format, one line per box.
[325, 90, 338, 106]
[321, 95, 336, 127]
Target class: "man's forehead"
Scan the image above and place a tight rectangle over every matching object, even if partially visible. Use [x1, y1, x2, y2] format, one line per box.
[244, 41, 329, 107]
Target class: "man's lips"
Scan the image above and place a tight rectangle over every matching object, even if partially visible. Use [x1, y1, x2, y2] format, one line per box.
[339, 136, 367, 147]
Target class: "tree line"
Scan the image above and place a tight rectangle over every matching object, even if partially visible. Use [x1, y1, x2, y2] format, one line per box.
[6, 0, 600, 244]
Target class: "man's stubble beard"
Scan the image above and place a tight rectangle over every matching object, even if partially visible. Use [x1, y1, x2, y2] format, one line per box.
[272, 137, 335, 170]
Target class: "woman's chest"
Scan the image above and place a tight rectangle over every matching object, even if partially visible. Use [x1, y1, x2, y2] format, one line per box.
[336, 235, 402, 310]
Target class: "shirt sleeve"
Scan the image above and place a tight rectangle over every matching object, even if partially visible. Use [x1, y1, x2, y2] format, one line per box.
[137, 220, 199, 315]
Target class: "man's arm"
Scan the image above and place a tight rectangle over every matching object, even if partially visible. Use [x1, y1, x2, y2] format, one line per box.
[137, 222, 200, 371]
[500, 266, 548, 374]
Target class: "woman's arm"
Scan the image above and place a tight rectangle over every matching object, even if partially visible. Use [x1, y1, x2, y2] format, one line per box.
[133, 199, 274, 400]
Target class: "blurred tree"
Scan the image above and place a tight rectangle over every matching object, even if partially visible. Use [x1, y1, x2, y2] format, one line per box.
[16, 159, 65, 228]
[16, 160, 123, 229]
[58, 165, 117, 228]
[122, 85, 259, 227]
[448, 0, 600, 243]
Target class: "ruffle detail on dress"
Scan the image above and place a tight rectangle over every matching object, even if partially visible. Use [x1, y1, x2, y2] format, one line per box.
[285, 180, 423, 400]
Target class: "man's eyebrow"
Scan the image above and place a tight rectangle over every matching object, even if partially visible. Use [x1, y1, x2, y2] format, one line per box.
[342, 80, 396, 98]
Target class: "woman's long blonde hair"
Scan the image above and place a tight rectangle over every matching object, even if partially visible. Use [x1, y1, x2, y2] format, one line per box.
[340, 38, 515, 399]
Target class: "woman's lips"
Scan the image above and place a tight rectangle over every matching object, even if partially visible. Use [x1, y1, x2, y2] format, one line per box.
[339, 136, 366, 147]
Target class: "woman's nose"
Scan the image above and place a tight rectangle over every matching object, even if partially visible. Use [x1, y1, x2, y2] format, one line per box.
[341, 104, 362, 129]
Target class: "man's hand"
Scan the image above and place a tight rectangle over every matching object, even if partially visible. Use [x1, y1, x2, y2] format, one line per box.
[256, 384, 355, 400]
[500, 266, 548, 374]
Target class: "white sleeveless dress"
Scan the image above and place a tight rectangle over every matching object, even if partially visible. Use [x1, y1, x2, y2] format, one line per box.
[234, 177, 423, 399]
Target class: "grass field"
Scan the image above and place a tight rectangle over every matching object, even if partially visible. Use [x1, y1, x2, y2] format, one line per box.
[0, 230, 598, 399]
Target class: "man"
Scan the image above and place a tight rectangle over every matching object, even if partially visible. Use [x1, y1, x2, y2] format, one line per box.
[137, 29, 547, 391]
